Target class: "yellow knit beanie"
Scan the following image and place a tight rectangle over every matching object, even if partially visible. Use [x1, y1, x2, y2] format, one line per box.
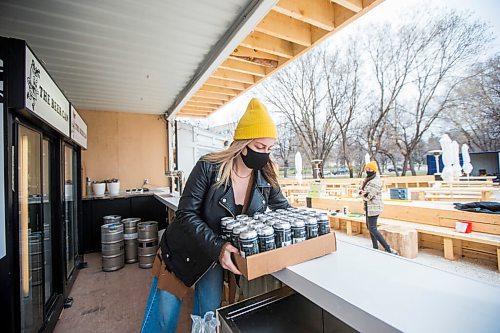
[233, 98, 277, 140]
[365, 161, 379, 173]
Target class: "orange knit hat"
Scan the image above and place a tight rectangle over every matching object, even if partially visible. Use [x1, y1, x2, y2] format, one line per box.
[365, 161, 379, 173]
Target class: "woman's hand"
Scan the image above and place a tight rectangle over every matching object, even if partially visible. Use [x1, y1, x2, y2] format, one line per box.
[219, 243, 242, 275]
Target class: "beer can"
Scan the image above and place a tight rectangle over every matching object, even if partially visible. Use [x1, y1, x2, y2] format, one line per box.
[304, 216, 319, 239]
[220, 217, 235, 241]
[291, 220, 306, 244]
[232, 225, 248, 250]
[258, 226, 276, 252]
[317, 213, 331, 236]
[239, 229, 259, 258]
[274, 221, 292, 248]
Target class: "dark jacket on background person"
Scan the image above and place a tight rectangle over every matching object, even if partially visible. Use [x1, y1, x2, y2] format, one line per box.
[160, 159, 290, 288]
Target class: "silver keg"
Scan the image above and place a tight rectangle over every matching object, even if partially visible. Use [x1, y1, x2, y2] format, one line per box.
[137, 221, 158, 269]
[102, 215, 121, 225]
[122, 218, 140, 264]
[101, 223, 125, 272]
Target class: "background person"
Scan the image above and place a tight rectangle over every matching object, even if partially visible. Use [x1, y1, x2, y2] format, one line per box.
[359, 161, 398, 255]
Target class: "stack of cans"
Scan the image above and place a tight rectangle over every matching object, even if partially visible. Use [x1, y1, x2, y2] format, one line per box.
[219, 207, 331, 258]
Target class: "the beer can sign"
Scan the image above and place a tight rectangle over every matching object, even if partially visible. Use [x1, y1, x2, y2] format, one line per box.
[274, 221, 292, 248]
[239, 229, 259, 258]
[291, 220, 306, 244]
[258, 226, 276, 252]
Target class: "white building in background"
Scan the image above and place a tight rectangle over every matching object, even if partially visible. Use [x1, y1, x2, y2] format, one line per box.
[209, 122, 239, 143]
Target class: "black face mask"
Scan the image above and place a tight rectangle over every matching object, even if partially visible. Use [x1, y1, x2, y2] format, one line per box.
[366, 171, 376, 177]
[241, 146, 270, 170]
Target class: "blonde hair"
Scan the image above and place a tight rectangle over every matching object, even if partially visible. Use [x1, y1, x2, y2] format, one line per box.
[202, 140, 279, 188]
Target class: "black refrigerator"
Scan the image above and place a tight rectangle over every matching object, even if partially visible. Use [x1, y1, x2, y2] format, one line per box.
[0, 37, 87, 333]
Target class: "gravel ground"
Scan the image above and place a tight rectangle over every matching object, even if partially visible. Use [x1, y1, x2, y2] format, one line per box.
[335, 231, 500, 286]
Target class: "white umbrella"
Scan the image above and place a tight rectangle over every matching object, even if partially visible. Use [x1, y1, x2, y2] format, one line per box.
[295, 152, 303, 183]
[461, 144, 473, 178]
[439, 135, 454, 183]
[451, 141, 462, 179]
[364, 153, 371, 165]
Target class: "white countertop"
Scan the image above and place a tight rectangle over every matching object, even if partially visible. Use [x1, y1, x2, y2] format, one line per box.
[273, 239, 500, 333]
[153, 192, 180, 211]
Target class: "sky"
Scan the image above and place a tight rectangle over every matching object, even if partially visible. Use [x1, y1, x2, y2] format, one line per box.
[197, 0, 500, 128]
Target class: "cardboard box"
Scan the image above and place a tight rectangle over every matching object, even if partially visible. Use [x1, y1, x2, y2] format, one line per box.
[233, 232, 336, 280]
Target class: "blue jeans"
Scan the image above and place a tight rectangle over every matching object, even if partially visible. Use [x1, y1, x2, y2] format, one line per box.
[141, 264, 223, 333]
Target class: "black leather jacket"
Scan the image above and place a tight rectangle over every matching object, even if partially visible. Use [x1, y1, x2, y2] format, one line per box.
[160, 159, 290, 287]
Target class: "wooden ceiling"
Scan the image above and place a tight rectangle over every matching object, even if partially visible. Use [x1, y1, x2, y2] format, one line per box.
[177, 0, 383, 118]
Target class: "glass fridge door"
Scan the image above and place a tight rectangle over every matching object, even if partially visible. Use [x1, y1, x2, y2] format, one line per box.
[18, 125, 43, 333]
[64, 145, 78, 279]
[42, 138, 53, 304]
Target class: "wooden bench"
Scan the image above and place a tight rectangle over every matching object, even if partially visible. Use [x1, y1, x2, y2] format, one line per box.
[430, 180, 495, 187]
[329, 213, 500, 270]
[420, 188, 493, 202]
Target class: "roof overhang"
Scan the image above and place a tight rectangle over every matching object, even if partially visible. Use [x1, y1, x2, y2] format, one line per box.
[171, 0, 385, 119]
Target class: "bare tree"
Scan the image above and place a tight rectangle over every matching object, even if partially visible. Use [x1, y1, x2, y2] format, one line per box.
[446, 54, 500, 151]
[274, 121, 298, 178]
[360, 9, 491, 175]
[390, 10, 491, 175]
[261, 50, 339, 178]
[323, 45, 361, 178]
[362, 21, 421, 165]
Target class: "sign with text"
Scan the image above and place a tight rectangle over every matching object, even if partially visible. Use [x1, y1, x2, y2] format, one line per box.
[25, 46, 70, 137]
[71, 105, 88, 149]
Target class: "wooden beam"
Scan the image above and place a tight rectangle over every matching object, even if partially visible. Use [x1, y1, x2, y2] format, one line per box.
[183, 104, 217, 111]
[205, 77, 248, 91]
[311, 26, 330, 43]
[273, 0, 335, 31]
[255, 11, 313, 47]
[211, 68, 256, 85]
[198, 85, 239, 97]
[331, 0, 362, 13]
[220, 58, 268, 77]
[232, 46, 280, 61]
[229, 55, 279, 69]
[190, 97, 225, 105]
[194, 91, 232, 101]
[240, 31, 304, 59]
[181, 106, 214, 113]
[333, 3, 356, 27]
[186, 101, 223, 108]
[177, 112, 210, 118]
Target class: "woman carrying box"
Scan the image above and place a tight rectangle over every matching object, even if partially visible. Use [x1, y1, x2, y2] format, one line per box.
[141, 98, 290, 332]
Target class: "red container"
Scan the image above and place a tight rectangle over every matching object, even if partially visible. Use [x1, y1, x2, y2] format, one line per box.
[456, 221, 472, 233]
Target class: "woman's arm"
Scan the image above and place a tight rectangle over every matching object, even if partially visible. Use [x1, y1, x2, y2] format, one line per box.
[175, 160, 226, 262]
[267, 183, 292, 210]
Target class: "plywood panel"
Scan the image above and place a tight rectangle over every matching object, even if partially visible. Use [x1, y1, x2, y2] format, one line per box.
[311, 198, 500, 235]
[81, 110, 168, 193]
